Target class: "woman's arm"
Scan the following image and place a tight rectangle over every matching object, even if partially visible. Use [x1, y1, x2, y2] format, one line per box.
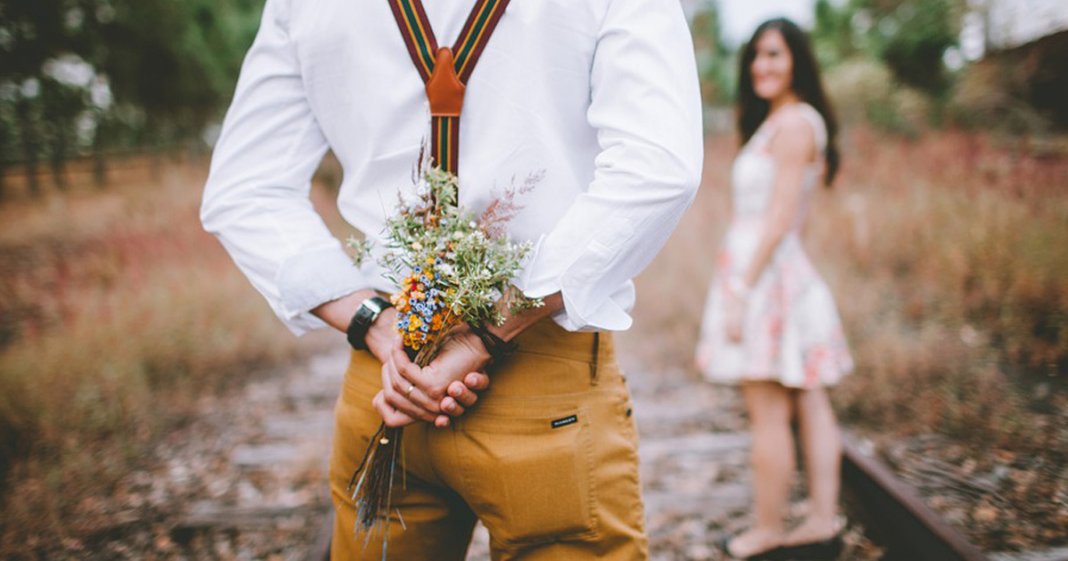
[741, 112, 815, 288]
[726, 110, 815, 341]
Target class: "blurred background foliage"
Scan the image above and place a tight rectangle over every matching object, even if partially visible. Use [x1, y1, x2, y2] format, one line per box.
[0, 0, 264, 196]
[692, 0, 1067, 136]
[2, 0, 1066, 200]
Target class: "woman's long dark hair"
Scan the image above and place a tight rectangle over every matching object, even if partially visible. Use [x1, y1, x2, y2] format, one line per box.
[737, 18, 840, 186]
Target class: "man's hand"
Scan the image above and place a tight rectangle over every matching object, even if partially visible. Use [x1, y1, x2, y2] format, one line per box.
[318, 290, 567, 427]
[365, 307, 400, 364]
[381, 331, 491, 428]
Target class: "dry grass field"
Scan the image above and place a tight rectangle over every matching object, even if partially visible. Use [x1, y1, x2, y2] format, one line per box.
[0, 158, 335, 550]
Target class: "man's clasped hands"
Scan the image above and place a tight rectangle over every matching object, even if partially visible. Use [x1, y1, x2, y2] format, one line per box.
[364, 307, 493, 428]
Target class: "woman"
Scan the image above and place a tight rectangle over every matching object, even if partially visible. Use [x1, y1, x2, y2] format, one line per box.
[694, 18, 854, 561]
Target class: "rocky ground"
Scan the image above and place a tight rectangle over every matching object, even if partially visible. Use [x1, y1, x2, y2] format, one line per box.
[17, 336, 890, 561]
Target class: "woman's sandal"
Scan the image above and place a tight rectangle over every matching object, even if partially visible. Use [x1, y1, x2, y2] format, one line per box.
[770, 532, 844, 560]
[716, 534, 786, 561]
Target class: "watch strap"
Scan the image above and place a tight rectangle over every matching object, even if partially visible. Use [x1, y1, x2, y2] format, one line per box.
[346, 296, 392, 351]
[470, 323, 518, 364]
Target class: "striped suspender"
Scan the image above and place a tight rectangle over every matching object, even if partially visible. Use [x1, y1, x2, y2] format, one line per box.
[387, 0, 511, 174]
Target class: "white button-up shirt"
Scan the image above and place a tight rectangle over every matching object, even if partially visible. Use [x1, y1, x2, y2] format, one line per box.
[201, 0, 703, 335]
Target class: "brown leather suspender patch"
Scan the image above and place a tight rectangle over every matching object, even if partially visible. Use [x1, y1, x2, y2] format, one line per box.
[387, 0, 511, 173]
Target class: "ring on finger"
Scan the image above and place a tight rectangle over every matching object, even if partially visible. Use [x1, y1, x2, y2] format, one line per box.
[406, 384, 415, 396]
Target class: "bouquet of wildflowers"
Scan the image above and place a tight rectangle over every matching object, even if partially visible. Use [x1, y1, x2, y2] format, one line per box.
[346, 164, 542, 550]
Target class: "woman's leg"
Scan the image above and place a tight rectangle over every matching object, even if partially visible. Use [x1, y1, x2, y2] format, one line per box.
[728, 381, 795, 557]
[788, 387, 842, 544]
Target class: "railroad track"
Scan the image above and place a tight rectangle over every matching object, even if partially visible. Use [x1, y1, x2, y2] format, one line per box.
[841, 435, 989, 561]
[304, 437, 992, 561]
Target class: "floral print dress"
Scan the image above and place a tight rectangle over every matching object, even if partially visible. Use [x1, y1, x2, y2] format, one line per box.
[696, 103, 853, 389]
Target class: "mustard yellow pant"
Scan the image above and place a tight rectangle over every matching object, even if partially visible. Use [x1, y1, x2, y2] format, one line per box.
[328, 320, 647, 560]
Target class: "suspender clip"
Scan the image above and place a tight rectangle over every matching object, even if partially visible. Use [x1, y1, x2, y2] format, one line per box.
[426, 48, 466, 117]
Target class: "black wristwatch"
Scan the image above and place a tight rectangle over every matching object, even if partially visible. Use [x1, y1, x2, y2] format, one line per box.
[346, 295, 392, 350]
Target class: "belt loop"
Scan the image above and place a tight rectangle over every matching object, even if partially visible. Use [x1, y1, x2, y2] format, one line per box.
[589, 332, 600, 386]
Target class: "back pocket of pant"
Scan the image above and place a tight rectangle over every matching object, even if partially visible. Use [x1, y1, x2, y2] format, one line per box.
[459, 405, 597, 546]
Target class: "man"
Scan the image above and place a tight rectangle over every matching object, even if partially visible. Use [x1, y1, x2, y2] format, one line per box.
[201, 0, 702, 559]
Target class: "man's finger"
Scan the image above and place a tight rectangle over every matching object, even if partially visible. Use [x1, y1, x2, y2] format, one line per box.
[464, 372, 490, 391]
[447, 381, 479, 408]
[391, 345, 438, 396]
[440, 395, 467, 417]
[373, 391, 416, 428]
[381, 365, 437, 423]
[434, 415, 451, 428]
[389, 364, 441, 413]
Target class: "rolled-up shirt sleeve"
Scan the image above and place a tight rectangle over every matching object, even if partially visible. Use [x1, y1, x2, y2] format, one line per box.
[200, 0, 367, 335]
[517, 0, 704, 331]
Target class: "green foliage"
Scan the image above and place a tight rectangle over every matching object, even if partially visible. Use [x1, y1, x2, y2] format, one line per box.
[863, 0, 961, 94]
[97, 0, 263, 136]
[0, 0, 264, 190]
[689, 0, 735, 106]
[810, 0, 963, 131]
[812, 0, 860, 67]
[813, 0, 962, 95]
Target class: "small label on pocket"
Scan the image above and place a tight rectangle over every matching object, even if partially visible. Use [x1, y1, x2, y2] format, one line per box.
[551, 414, 578, 429]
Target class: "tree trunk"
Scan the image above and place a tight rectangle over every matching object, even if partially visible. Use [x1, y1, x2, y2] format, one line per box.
[93, 148, 107, 188]
[0, 125, 7, 201]
[16, 101, 40, 197]
[92, 116, 109, 188]
[50, 126, 68, 192]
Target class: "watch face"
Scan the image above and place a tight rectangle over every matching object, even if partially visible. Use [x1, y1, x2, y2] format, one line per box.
[365, 297, 385, 315]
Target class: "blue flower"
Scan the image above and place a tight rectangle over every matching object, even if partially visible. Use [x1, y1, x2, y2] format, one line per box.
[413, 266, 423, 274]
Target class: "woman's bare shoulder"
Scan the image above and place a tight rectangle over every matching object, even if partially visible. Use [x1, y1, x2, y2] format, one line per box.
[768, 107, 816, 161]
